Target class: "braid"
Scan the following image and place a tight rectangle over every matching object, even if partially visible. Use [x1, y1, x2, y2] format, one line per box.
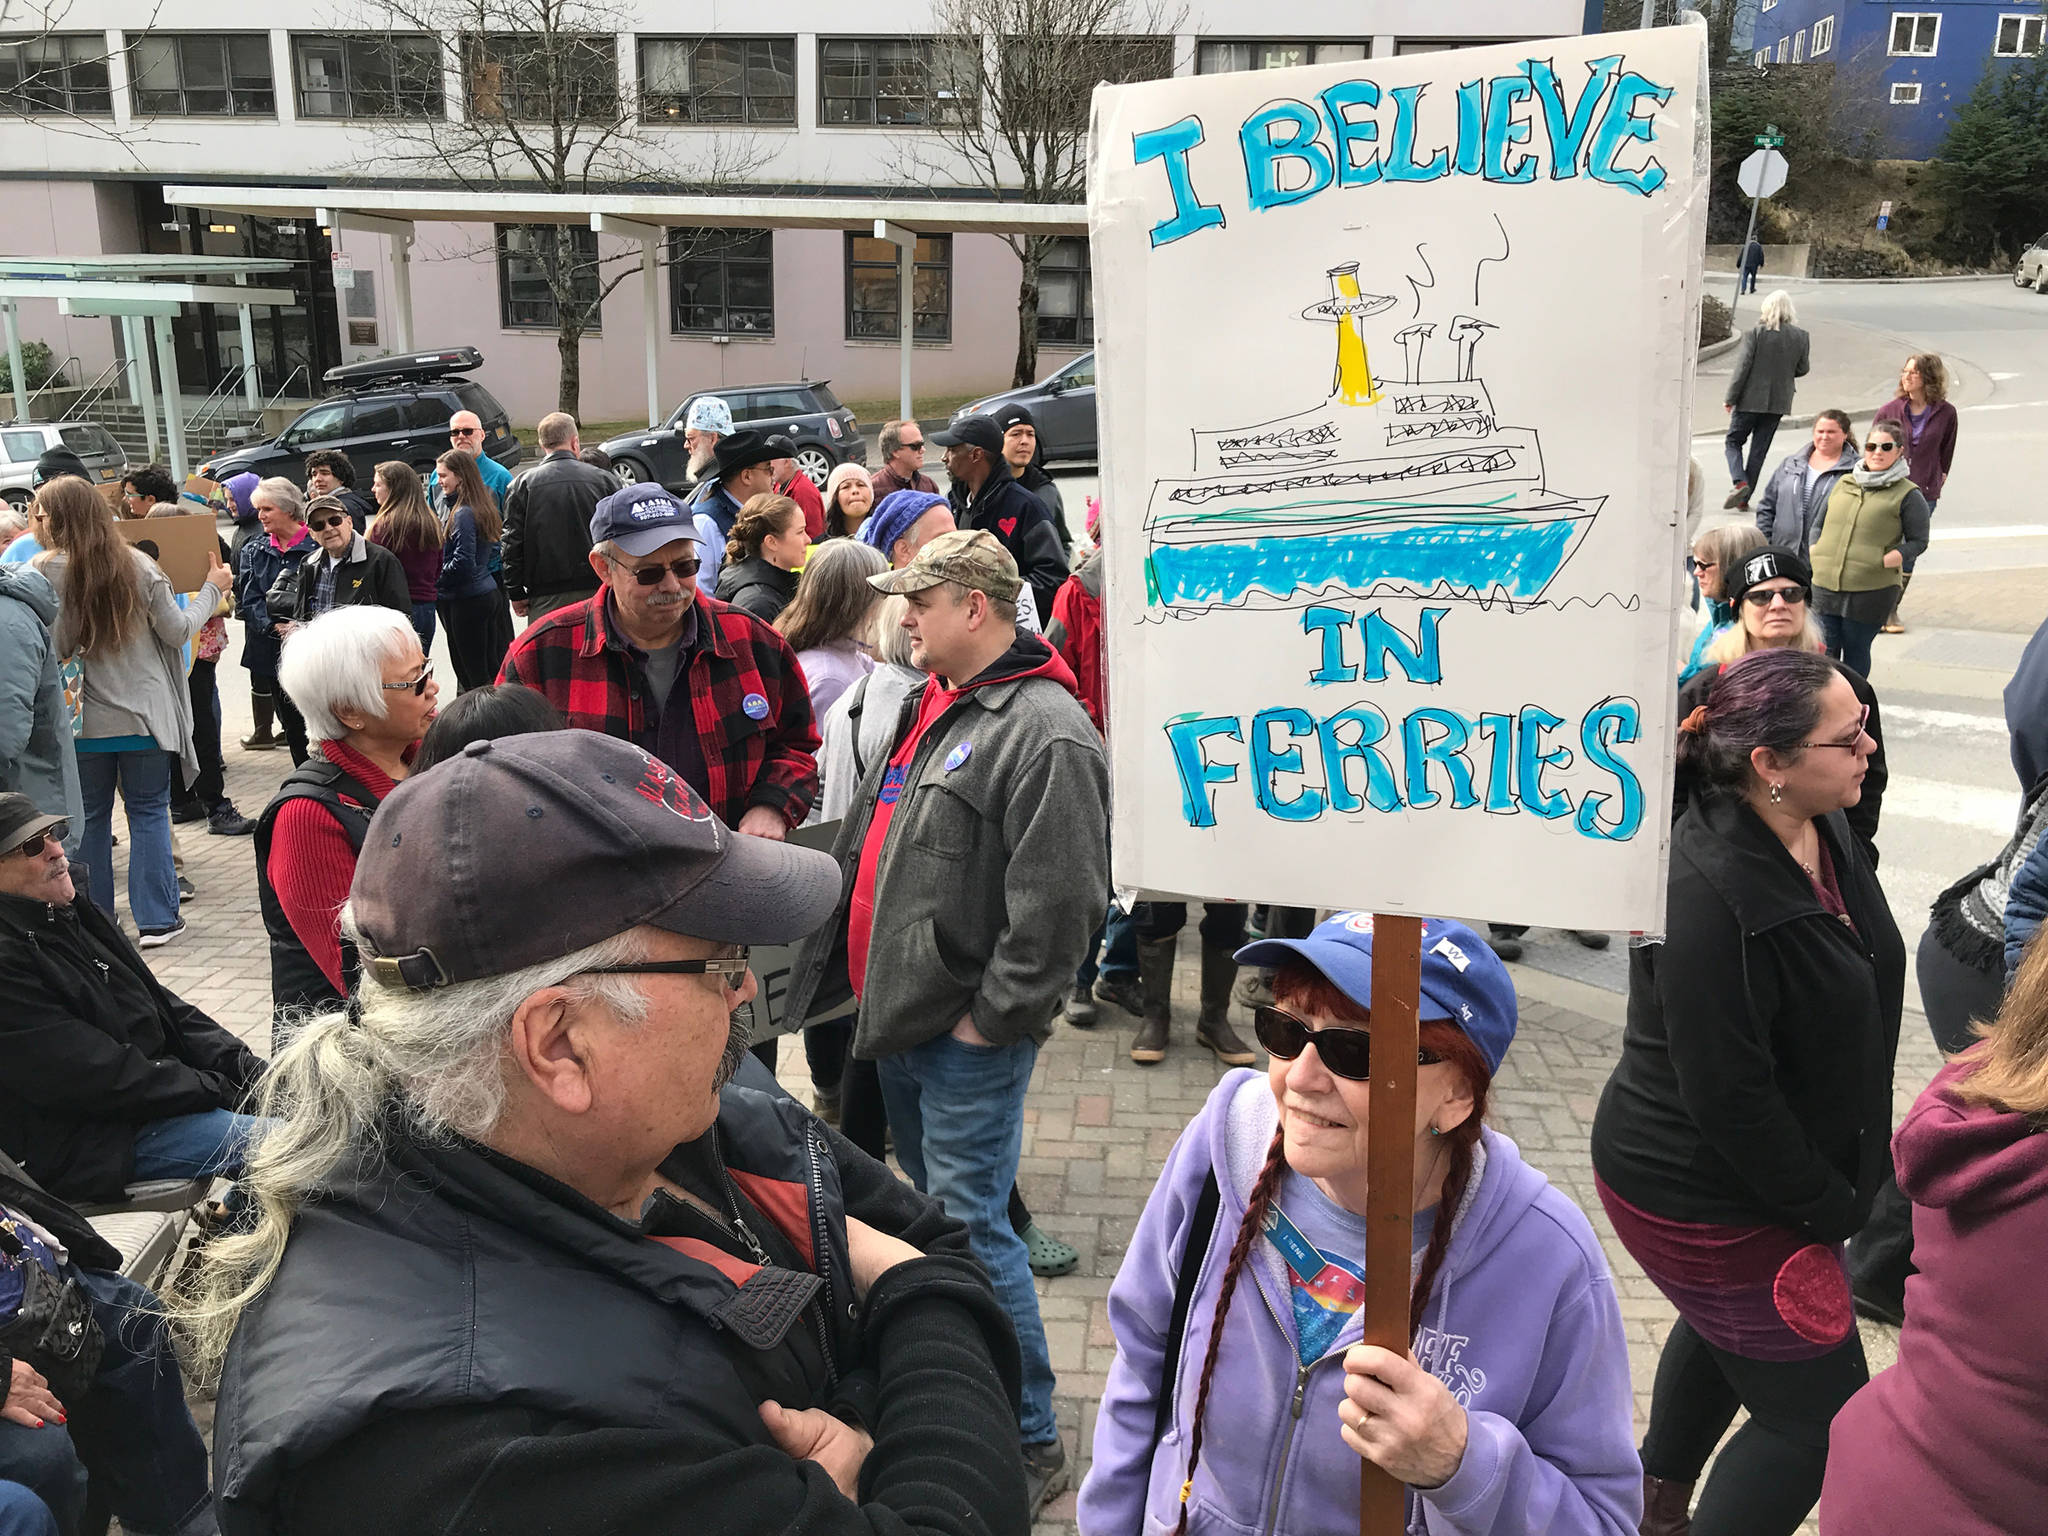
[1174, 1129, 1287, 1536]
[1408, 1136, 1473, 1337]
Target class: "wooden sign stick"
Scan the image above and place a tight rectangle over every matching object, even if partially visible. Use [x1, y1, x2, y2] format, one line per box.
[1359, 913, 1423, 1536]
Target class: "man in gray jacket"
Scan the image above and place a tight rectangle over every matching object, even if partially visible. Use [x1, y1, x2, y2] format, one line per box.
[1723, 288, 1811, 510]
[0, 564, 82, 848]
[784, 529, 1108, 1513]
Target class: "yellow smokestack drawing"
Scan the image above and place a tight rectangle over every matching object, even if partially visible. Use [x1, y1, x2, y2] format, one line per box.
[1329, 264, 1382, 405]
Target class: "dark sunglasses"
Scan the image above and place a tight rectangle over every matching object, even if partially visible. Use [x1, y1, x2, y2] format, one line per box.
[449, 426, 482, 437]
[1253, 1005, 1445, 1081]
[379, 663, 434, 697]
[10, 821, 67, 859]
[607, 553, 701, 586]
[1741, 584, 1809, 609]
[307, 515, 348, 532]
[1685, 556, 1718, 575]
[577, 950, 750, 994]
[1864, 439, 1900, 453]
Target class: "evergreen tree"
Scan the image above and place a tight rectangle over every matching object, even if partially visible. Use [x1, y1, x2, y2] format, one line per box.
[1930, 53, 2048, 265]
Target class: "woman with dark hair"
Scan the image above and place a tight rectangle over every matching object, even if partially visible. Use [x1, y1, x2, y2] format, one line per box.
[711, 493, 805, 624]
[432, 447, 515, 691]
[822, 462, 874, 541]
[776, 537, 887, 719]
[1809, 422, 1929, 678]
[1082, 916, 1640, 1536]
[367, 459, 444, 650]
[35, 477, 232, 946]
[1594, 646, 1903, 1536]
[1753, 409, 1857, 560]
[412, 684, 564, 773]
[1872, 353, 1958, 634]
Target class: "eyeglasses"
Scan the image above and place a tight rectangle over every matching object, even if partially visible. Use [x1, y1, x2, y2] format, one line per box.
[1799, 703, 1871, 750]
[577, 950, 751, 995]
[379, 664, 433, 697]
[1685, 556, 1718, 575]
[450, 426, 481, 438]
[308, 515, 348, 532]
[605, 552, 701, 587]
[1253, 1005, 1445, 1082]
[9, 821, 67, 859]
[1742, 585, 1809, 609]
[1864, 440, 1900, 453]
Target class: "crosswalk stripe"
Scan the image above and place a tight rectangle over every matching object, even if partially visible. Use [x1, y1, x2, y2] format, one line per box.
[1881, 780, 2021, 837]
[1884, 704, 2007, 735]
[1929, 525, 2048, 541]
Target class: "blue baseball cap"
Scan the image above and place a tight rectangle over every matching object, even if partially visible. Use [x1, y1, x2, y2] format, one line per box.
[590, 482, 702, 558]
[1236, 914, 1518, 1073]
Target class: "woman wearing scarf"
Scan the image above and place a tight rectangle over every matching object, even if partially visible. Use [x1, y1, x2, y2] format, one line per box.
[1871, 353, 1958, 635]
[1807, 422, 1929, 680]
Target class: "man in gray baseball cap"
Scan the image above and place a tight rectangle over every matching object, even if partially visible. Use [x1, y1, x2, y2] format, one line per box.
[199, 729, 1032, 1536]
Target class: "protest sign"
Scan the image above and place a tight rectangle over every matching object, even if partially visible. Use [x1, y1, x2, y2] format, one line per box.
[117, 512, 219, 594]
[1089, 29, 1705, 934]
[746, 820, 854, 1041]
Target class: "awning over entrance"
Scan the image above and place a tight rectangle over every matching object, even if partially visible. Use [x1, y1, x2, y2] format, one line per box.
[165, 186, 1090, 428]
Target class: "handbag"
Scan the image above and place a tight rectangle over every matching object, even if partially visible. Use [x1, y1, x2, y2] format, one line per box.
[56, 654, 85, 738]
[0, 1211, 103, 1405]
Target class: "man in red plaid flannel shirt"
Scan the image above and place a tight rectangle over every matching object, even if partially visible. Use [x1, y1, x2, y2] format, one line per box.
[498, 483, 818, 837]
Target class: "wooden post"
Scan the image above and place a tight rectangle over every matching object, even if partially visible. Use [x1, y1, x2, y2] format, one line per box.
[1359, 913, 1423, 1535]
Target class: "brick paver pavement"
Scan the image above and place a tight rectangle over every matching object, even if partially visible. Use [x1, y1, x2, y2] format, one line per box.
[117, 647, 1938, 1536]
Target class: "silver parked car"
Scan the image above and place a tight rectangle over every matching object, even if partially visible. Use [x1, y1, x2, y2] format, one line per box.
[0, 420, 129, 508]
[2015, 232, 2048, 292]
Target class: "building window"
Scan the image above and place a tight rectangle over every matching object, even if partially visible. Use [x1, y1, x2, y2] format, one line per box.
[1891, 81, 1923, 103]
[818, 38, 978, 127]
[1996, 14, 2046, 54]
[1196, 40, 1368, 72]
[1889, 13, 1940, 55]
[845, 233, 951, 342]
[0, 33, 113, 115]
[293, 35, 443, 117]
[1036, 238, 1092, 347]
[1754, 47, 1771, 65]
[1792, 29, 1805, 61]
[466, 33, 617, 121]
[496, 225, 602, 331]
[1776, 36, 1789, 62]
[130, 33, 274, 115]
[1812, 16, 1836, 55]
[669, 228, 774, 335]
[1761, 0, 1777, 9]
[638, 37, 794, 123]
[1005, 37, 1171, 130]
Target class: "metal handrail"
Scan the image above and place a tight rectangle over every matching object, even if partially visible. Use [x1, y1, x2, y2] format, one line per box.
[66, 359, 131, 423]
[188, 362, 256, 435]
[21, 354, 82, 415]
[251, 364, 310, 425]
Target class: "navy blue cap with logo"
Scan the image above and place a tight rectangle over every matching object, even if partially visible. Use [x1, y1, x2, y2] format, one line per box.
[590, 482, 702, 558]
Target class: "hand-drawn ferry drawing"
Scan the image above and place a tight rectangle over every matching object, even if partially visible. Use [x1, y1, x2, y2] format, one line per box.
[1142, 261, 1604, 616]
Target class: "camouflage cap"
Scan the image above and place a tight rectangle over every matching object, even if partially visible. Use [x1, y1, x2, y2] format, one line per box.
[867, 526, 1023, 602]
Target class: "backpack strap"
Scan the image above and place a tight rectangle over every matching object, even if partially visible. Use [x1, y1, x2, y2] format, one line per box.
[845, 674, 874, 780]
[1152, 1168, 1221, 1447]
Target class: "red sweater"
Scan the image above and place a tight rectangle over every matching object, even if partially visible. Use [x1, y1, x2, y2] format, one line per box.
[266, 739, 401, 995]
[777, 471, 827, 542]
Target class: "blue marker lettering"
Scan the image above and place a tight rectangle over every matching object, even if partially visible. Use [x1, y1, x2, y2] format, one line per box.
[1482, 72, 1538, 184]
[1527, 55, 1621, 179]
[1318, 705, 1403, 814]
[1382, 84, 1450, 183]
[1402, 708, 1479, 810]
[1454, 78, 1486, 177]
[1585, 72, 1672, 197]
[1242, 100, 1335, 212]
[1515, 706, 1574, 819]
[1361, 606, 1447, 685]
[1132, 117, 1227, 246]
[1250, 707, 1325, 821]
[1302, 604, 1358, 683]
[1318, 80, 1383, 188]
[1476, 712, 1517, 814]
[1576, 699, 1645, 840]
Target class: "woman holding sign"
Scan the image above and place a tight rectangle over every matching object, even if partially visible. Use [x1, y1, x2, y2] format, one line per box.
[1594, 647, 1903, 1536]
[1081, 916, 1641, 1536]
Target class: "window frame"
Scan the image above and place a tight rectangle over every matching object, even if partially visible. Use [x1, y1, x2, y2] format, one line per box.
[1890, 80, 1923, 103]
[495, 223, 604, 333]
[1035, 236, 1093, 348]
[0, 32, 114, 116]
[816, 36, 980, 128]
[465, 31, 618, 123]
[844, 232, 953, 344]
[128, 31, 276, 117]
[668, 227, 776, 337]
[1791, 29, 1805, 61]
[1754, 47, 1771, 65]
[1776, 36, 1790, 62]
[291, 33, 444, 119]
[1812, 15, 1836, 55]
[1995, 13, 2045, 55]
[637, 35, 795, 124]
[1888, 12, 1940, 56]
[1193, 39, 1370, 73]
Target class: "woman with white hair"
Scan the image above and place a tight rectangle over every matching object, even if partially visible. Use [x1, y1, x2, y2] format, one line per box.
[256, 605, 439, 1034]
[1722, 289, 1811, 512]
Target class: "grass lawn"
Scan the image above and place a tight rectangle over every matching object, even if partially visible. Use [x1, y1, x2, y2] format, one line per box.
[510, 419, 644, 455]
[839, 390, 984, 427]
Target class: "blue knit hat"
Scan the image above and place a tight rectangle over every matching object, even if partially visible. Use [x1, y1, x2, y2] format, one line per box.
[861, 489, 949, 558]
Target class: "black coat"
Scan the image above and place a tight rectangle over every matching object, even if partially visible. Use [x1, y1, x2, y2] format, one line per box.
[267, 534, 412, 624]
[1592, 790, 1905, 1240]
[216, 1062, 1029, 1536]
[0, 890, 266, 1202]
[713, 556, 800, 626]
[950, 463, 1069, 627]
[501, 451, 617, 602]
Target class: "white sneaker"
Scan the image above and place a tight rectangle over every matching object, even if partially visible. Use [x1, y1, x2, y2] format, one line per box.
[137, 919, 188, 949]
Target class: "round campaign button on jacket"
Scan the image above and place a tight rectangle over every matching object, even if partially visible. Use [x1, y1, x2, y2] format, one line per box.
[944, 741, 973, 772]
[741, 692, 770, 720]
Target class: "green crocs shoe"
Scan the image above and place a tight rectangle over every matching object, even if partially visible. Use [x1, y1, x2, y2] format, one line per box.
[1022, 1222, 1080, 1278]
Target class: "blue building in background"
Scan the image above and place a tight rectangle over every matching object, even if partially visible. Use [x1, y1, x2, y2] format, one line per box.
[1747, 0, 2044, 157]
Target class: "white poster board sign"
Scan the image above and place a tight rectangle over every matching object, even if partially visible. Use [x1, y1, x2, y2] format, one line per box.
[1089, 29, 1705, 933]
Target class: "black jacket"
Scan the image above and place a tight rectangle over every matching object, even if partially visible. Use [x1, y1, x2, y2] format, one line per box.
[949, 463, 1069, 626]
[714, 556, 800, 626]
[215, 1064, 1028, 1536]
[1592, 790, 1905, 1240]
[267, 532, 411, 623]
[1675, 657, 1887, 865]
[1013, 462, 1073, 552]
[0, 890, 266, 1202]
[502, 451, 617, 602]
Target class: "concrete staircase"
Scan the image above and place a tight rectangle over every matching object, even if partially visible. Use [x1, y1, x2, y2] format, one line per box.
[86, 400, 262, 467]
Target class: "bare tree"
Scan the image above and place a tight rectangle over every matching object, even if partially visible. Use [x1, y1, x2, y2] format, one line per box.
[339, 0, 763, 416]
[893, 0, 1184, 387]
[0, 0, 168, 156]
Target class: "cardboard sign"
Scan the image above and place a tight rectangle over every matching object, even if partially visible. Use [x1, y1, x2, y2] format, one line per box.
[1088, 28, 1705, 934]
[118, 513, 220, 594]
[745, 820, 855, 1042]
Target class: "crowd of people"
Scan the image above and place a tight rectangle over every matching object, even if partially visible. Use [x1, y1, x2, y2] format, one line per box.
[0, 366, 2041, 1536]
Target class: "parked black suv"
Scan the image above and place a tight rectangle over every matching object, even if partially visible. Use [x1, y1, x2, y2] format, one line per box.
[197, 347, 522, 486]
[598, 381, 865, 490]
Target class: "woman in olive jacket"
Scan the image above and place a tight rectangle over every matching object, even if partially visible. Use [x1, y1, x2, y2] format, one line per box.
[1593, 647, 1904, 1536]
[1808, 422, 1928, 680]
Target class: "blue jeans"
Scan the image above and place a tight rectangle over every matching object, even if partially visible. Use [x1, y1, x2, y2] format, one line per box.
[0, 1271, 211, 1536]
[1818, 611, 1880, 679]
[77, 750, 177, 932]
[1080, 902, 1140, 986]
[0, 1483, 59, 1536]
[408, 600, 437, 653]
[1723, 410, 1782, 493]
[132, 1109, 265, 1183]
[877, 1033, 1056, 1445]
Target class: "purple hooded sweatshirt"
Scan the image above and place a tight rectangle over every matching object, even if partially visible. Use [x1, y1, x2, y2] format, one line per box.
[1080, 1070, 1641, 1536]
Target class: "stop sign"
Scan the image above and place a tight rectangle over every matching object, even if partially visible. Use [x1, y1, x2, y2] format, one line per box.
[1738, 149, 1789, 199]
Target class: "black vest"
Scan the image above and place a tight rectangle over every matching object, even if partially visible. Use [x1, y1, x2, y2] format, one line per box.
[253, 756, 381, 1019]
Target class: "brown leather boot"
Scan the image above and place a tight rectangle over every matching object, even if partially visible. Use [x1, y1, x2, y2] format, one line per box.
[1130, 936, 1175, 1063]
[1640, 1474, 1693, 1536]
[1197, 943, 1258, 1065]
